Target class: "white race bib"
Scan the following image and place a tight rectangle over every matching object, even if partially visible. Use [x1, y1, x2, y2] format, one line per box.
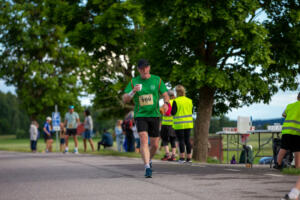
[139, 94, 154, 106]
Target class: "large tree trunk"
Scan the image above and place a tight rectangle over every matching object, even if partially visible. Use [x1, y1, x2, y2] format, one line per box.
[192, 86, 215, 162]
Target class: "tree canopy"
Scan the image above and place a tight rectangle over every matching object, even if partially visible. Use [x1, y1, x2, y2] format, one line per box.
[0, 0, 89, 119]
[136, 0, 300, 161]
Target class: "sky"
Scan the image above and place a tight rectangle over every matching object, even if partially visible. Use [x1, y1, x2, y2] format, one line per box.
[1, 79, 298, 120]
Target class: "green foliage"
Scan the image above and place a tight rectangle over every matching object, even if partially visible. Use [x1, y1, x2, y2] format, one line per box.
[0, 91, 30, 135]
[16, 129, 27, 139]
[138, 0, 291, 115]
[0, 0, 88, 119]
[135, 0, 300, 161]
[40, 0, 145, 119]
[209, 116, 236, 134]
[281, 168, 300, 175]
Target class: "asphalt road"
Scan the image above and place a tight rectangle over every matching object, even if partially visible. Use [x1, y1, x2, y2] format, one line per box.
[0, 151, 297, 200]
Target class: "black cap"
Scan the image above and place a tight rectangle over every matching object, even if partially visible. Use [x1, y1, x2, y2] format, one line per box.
[137, 59, 149, 68]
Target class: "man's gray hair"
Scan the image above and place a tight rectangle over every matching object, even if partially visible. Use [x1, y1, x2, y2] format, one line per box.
[168, 90, 175, 97]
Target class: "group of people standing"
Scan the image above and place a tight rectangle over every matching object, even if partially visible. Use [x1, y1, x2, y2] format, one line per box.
[123, 59, 194, 178]
[29, 106, 96, 154]
[160, 86, 193, 163]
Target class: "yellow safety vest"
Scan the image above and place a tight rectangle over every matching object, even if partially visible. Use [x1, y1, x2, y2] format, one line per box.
[282, 101, 300, 136]
[173, 96, 193, 130]
[161, 99, 174, 126]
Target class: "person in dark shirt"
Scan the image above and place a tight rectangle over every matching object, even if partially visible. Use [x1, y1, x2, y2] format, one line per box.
[97, 129, 113, 151]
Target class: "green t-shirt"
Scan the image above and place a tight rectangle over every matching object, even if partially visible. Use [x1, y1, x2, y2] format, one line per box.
[124, 75, 168, 118]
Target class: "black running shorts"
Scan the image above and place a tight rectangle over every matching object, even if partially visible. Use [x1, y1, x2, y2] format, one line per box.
[281, 134, 300, 152]
[66, 128, 77, 136]
[135, 117, 160, 137]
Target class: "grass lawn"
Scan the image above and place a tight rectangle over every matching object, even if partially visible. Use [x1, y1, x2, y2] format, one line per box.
[1, 134, 299, 175]
[0, 134, 276, 162]
[0, 135, 164, 160]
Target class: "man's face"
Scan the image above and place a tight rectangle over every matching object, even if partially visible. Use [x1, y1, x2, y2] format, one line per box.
[138, 66, 150, 79]
[69, 108, 74, 113]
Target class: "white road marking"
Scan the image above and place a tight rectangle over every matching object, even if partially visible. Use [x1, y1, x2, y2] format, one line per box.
[265, 173, 284, 177]
[225, 169, 241, 172]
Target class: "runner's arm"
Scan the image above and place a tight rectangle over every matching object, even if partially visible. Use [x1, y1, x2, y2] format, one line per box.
[123, 85, 140, 103]
[162, 91, 170, 112]
[162, 91, 170, 104]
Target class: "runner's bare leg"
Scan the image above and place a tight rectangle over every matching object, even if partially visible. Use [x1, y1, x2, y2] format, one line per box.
[139, 131, 150, 164]
[150, 137, 160, 159]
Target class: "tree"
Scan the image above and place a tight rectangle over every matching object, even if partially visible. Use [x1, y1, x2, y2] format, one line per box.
[136, 0, 300, 161]
[209, 116, 236, 134]
[0, 91, 30, 135]
[0, 0, 89, 119]
[43, 0, 144, 119]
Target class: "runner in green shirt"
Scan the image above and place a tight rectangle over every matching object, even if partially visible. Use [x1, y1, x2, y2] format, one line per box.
[123, 59, 170, 178]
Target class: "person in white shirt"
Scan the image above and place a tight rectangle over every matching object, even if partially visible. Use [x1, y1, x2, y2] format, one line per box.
[29, 121, 39, 152]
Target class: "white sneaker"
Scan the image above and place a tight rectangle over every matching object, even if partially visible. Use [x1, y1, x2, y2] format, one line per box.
[74, 150, 79, 154]
[178, 159, 186, 164]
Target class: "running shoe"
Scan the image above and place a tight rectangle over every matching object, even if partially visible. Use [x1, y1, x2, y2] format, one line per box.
[144, 168, 152, 178]
[74, 150, 79, 154]
[178, 159, 186, 164]
[281, 194, 297, 200]
[186, 159, 192, 164]
[161, 155, 170, 161]
[168, 155, 177, 161]
[273, 163, 283, 170]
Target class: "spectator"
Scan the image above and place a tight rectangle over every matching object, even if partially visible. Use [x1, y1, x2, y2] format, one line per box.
[43, 117, 53, 153]
[29, 121, 39, 152]
[276, 92, 300, 169]
[171, 85, 193, 163]
[83, 109, 95, 152]
[97, 129, 113, 151]
[132, 124, 140, 153]
[59, 122, 66, 152]
[64, 105, 80, 154]
[122, 111, 135, 152]
[115, 120, 125, 152]
[160, 89, 177, 161]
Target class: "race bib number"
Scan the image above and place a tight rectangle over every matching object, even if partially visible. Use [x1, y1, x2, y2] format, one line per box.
[139, 94, 153, 106]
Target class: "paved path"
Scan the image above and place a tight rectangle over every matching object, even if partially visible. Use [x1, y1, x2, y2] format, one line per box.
[0, 151, 296, 200]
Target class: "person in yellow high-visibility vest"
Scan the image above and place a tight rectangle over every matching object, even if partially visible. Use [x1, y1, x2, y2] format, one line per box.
[160, 90, 177, 161]
[171, 85, 193, 163]
[276, 92, 300, 170]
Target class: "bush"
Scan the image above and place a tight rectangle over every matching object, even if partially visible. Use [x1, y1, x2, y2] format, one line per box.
[16, 129, 28, 139]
